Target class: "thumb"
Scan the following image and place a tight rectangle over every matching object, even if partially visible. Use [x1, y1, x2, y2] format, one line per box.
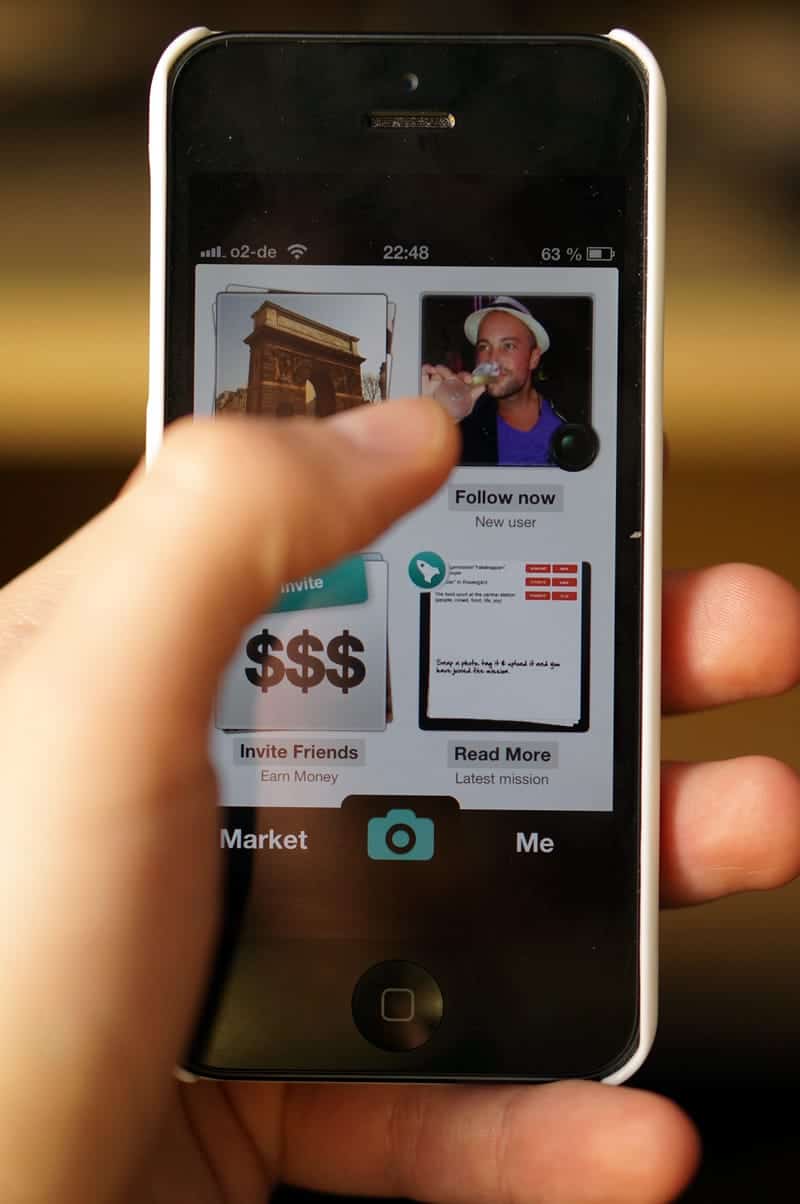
[36, 397, 457, 756]
[0, 398, 456, 1203]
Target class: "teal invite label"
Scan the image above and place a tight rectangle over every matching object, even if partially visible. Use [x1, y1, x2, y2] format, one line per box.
[272, 555, 369, 614]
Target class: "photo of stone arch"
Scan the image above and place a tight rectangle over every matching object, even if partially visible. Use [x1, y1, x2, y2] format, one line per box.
[214, 291, 388, 421]
[246, 300, 366, 417]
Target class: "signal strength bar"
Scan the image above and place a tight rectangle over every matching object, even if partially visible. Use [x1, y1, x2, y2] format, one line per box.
[200, 245, 223, 259]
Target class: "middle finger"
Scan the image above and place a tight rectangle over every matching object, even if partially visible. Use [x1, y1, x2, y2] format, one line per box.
[662, 563, 800, 713]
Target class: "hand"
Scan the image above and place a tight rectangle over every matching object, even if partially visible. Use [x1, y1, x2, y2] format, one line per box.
[421, 363, 484, 420]
[1, 397, 799, 1204]
[421, 362, 483, 396]
[421, 361, 456, 397]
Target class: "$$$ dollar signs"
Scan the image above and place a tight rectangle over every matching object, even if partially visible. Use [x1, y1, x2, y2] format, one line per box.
[244, 629, 284, 693]
[285, 629, 327, 694]
[326, 629, 366, 694]
[243, 627, 367, 695]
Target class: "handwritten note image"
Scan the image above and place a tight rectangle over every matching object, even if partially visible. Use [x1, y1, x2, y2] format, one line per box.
[424, 561, 588, 729]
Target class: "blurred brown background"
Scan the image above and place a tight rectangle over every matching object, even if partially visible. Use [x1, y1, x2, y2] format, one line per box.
[2, 2, 798, 1199]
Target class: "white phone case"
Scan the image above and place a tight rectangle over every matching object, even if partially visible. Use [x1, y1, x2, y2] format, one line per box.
[604, 27, 665, 1086]
[148, 27, 666, 1086]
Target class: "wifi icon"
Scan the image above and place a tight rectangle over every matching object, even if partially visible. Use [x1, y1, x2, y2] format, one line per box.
[288, 243, 308, 260]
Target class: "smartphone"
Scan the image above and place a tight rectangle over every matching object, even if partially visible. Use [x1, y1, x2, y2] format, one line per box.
[148, 29, 664, 1084]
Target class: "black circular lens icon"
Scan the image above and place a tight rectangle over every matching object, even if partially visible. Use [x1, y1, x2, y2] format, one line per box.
[550, 423, 599, 472]
[386, 822, 417, 855]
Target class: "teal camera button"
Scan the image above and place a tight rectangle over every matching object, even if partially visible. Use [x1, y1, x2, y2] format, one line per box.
[367, 808, 435, 860]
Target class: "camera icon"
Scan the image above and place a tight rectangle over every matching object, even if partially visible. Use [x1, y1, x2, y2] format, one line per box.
[367, 808, 435, 861]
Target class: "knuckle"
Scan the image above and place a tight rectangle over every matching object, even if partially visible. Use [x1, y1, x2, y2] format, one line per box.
[156, 417, 311, 528]
[157, 416, 255, 504]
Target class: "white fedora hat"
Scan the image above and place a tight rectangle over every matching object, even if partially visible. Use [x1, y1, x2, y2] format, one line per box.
[464, 295, 550, 354]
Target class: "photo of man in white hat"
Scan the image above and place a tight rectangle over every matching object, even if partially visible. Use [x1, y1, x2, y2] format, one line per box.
[421, 296, 566, 466]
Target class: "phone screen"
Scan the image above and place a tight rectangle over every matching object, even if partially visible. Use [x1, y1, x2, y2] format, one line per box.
[165, 37, 650, 1079]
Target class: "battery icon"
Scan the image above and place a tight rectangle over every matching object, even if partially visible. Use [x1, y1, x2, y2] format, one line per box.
[586, 246, 615, 262]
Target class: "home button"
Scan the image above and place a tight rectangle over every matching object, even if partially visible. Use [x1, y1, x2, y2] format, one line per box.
[352, 960, 443, 1051]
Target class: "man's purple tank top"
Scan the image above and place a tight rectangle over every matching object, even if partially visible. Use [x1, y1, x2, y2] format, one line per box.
[496, 397, 563, 466]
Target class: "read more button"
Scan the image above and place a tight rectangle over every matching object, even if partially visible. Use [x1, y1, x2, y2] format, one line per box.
[448, 740, 558, 767]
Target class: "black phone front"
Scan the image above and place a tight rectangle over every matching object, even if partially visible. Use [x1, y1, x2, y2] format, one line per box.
[159, 33, 654, 1082]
